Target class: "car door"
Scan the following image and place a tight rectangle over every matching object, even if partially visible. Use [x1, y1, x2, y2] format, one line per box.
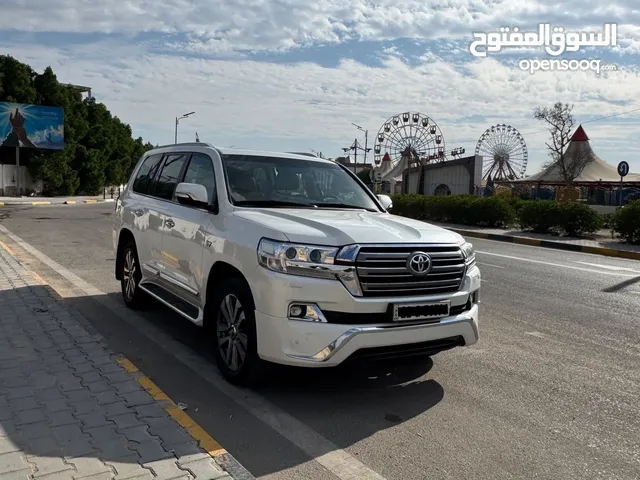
[160, 152, 216, 304]
[127, 152, 165, 274]
[145, 152, 191, 285]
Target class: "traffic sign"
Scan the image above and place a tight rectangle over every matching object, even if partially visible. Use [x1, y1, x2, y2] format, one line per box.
[617, 161, 630, 177]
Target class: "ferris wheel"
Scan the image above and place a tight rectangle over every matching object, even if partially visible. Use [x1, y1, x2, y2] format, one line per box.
[373, 112, 445, 166]
[475, 124, 528, 180]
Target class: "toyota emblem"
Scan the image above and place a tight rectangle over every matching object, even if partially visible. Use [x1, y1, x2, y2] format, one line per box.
[406, 252, 432, 276]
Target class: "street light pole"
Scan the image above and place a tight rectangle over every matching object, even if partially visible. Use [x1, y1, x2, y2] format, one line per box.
[174, 111, 195, 144]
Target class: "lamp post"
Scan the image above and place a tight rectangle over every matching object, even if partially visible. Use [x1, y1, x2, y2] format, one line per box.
[174, 111, 195, 144]
[352, 123, 371, 165]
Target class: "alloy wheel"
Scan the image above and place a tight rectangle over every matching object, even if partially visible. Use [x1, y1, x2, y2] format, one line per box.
[217, 294, 248, 372]
[123, 249, 137, 301]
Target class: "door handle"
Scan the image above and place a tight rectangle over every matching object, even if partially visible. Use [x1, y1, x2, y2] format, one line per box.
[133, 208, 144, 217]
[165, 219, 175, 228]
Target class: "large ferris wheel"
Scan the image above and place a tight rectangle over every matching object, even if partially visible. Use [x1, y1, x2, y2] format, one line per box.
[475, 124, 528, 180]
[373, 112, 446, 166]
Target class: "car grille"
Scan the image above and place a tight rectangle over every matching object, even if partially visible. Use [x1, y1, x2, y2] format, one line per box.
[355, 245, 465, 297]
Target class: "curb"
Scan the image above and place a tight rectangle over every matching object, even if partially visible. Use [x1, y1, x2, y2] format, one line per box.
[448, 227, 640, 261]
[0, 236, 255, 480]
[0, 199, 115, 206]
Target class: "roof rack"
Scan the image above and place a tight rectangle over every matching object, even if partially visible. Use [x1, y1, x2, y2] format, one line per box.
[152, 142, 215, 149]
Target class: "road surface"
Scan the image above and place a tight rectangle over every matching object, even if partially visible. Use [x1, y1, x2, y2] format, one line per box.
[1, 203, 639, 480]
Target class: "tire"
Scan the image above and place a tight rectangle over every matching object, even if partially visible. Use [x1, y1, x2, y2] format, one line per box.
[208, 278, 265, 386]
[119, 241, 145, 309]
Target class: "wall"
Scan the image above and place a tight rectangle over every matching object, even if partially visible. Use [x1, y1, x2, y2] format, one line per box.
[0, 165, 42, 196]
[422, 155, 482, 196]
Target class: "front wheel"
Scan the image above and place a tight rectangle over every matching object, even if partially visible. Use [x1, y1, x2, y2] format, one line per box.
[209, 278, 265, 386]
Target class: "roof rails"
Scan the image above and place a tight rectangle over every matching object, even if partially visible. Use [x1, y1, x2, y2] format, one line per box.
[152, 142, 215, 149]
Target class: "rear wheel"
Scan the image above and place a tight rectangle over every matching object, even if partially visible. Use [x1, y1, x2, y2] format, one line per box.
[208, 278, 264, 386]
[120, 242, 145, 309]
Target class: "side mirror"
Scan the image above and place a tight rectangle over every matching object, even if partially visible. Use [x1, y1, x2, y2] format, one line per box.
[175, 182, 209, 208]
[377, 194, 393, 211]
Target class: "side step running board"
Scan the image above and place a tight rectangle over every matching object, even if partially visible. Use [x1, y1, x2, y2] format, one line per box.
[139, 283, 201, 323]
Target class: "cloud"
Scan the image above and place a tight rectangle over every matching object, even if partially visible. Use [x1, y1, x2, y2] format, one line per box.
[2, 0, 640, 54]
[2, 37, 639, 173]
[2, 0, 640, 175]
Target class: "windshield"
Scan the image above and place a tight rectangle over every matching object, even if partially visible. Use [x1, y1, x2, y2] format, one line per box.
[221, 154, 380, 211]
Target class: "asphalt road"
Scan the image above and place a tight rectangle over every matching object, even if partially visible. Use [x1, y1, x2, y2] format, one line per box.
[1, 203, 639, 480]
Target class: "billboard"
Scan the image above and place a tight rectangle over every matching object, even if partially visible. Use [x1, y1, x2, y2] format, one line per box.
[0, 102, 64, 150]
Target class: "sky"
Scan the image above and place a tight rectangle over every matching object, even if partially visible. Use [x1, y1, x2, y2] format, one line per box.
[1, 0, 639, 179]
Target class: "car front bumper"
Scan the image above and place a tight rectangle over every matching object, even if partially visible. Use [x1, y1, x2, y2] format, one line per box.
[251, 264, 481, 367]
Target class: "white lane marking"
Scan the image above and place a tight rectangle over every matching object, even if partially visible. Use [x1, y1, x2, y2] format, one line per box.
[477, 262, 505, 269]
[574, 261, 640, 274]
[0, 224, 386, 480]
[476, 250, 638, 278]
[525, 331, 547, 338]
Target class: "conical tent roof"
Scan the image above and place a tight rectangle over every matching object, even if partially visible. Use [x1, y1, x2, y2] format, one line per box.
[511, 125, 640, 184]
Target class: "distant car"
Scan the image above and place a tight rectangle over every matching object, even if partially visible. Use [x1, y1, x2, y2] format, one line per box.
[113, 143, 480, 385]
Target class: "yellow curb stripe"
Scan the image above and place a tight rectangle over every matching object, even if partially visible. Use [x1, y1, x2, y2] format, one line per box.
[84, 199, 97, 203]
[116, 358, 226, 457]
[0, 202, 4, 206]
[65, 201, 77, 204]
[513, 237, 541, 246]
[31, 201, 51, 205]
[0, 240, 16, 256]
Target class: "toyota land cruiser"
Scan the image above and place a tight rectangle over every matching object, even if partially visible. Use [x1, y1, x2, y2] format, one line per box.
[113, 143, 480, 385]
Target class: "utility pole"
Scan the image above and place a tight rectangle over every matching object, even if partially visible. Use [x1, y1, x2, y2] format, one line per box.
[174, 111, 195, 144]
[352, 123, 371, 165]
[342, 138, 369, 174]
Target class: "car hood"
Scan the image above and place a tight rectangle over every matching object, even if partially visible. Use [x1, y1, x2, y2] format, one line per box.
[232, 208, 464, 246]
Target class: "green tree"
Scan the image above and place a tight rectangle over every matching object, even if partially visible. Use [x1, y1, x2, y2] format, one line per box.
[0, 55, 153, 195]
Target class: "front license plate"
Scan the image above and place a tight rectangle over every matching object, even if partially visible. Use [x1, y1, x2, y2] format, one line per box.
[392, 301, 450, 321]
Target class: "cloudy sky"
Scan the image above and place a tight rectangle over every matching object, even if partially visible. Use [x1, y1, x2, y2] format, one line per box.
[1, 0, 639, 178]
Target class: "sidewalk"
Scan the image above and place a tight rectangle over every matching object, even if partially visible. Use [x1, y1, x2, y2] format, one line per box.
[0, 196, 115, 206]
[0, 248, 251, 479]
[435, 222, 640, 260]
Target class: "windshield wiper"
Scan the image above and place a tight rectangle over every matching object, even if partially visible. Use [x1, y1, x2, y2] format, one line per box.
[234, 200, 318, 208]
[315, 203, 378, 212]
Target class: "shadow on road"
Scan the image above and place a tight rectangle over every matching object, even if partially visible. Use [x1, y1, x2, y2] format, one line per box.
[602, 276, 640, 292]
[2, 285, 445, 478]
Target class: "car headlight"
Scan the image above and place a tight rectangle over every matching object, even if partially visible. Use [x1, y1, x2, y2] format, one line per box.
[460, 241, 475, 267]
[257, 238, 362, 294]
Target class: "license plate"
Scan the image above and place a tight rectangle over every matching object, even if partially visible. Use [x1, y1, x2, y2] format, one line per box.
[392, 301, 450, 321]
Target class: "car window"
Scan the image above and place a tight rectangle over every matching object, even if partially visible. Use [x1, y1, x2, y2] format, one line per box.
[132, 154, 163, 195]
[221, 154, 380, 211]
[182, 153, 216, 202]
[151, 153, 189, 200]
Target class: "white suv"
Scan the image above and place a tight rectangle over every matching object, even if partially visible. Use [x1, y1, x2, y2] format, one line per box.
[113, 143, 480, 385]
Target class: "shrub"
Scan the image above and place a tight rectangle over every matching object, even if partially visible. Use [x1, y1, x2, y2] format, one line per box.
[613, 200, 640, 244]
[518, 200, 562, 234]
[468, 197, 516, 227]
[556, 202, 603, 237]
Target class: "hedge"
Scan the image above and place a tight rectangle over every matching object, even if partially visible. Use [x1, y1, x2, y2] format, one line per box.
[389, 194, 608, 239]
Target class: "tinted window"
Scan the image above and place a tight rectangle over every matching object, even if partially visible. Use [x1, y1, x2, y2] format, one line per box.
[221, 155, 379, 211]
[182, 154, 216, 202]
[151, 154, 189, 200]
[132, 154, 163, 194]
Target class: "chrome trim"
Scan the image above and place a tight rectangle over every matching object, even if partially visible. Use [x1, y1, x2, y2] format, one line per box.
[285, 306, 478, 362]
[141, 263, 199, 296]
[287, 303, 327, 322]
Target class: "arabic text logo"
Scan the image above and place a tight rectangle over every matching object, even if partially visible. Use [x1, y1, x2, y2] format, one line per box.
[469, 23, 617, 58]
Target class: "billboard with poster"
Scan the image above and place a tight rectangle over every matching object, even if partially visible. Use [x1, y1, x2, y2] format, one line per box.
[0, 102, 64, 150]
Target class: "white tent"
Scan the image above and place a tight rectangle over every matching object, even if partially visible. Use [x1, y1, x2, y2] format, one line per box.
[511, 125, 640, 185]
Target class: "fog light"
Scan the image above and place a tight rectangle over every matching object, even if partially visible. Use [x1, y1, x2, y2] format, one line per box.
[289, 305, 305, 317]
[287, 303, 327, 322]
